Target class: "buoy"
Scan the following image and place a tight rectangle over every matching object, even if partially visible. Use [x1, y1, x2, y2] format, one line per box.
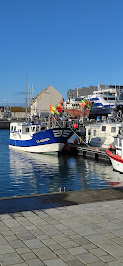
[73, 123, 78, 129]
[74, 139, 78, 144]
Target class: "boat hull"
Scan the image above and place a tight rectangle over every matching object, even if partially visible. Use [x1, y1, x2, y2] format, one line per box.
[89, 106, 111, 118]
[9, 143, 65, 153]
[9, 128, 73, 153]
[106, 149, 123, 173]
[63, 108, 90, 118]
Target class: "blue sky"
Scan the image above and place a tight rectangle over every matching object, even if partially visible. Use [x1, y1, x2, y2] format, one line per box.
[0, 0, 123, 106]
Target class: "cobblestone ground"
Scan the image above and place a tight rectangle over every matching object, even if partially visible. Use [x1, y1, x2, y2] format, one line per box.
[0, 199, 123, 265]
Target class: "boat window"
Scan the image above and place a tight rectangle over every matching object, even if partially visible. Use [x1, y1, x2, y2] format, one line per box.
[20, 129, 21, 132]
[88, 129, 91, 135]
[111, 127, 116, 133]
[93, 130, 96, 136]
[14, 126, 16, 131]
[25, 127, 29, 133]
[11, 126, 13, 130]
[102, 126, 106, 131]
[32, 126, 35, 132]
[119, 138, 121, 147]
[36, 126, 39, 132]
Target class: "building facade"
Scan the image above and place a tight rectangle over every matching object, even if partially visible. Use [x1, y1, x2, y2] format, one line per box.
[67, 84, 123, 99]
[30, 85, 63, 118]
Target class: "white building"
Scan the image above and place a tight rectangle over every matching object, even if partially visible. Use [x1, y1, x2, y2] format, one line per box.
[30, 85, 63, 118]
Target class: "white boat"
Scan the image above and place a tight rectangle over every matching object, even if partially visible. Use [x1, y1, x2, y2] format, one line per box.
[106, 124, 123, 173]
[85, 121, 122, 149]
[9, 121, 74, 153]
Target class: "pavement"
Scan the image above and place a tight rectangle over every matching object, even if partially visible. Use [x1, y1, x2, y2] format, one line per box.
[0, 192, 123, 265]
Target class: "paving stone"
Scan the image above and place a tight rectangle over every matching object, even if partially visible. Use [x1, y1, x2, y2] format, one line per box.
[73, 225, 97, 236]
[10, 239, 26, 248]
[60, 240, 80, 249]
[1, 229, 15, 237]
[22, 211, 37, 217]
[49, 243, 63, 250]
[3, 218, 21, 228]
[17, 233, 35, 240]
[39, 224, 61, 236]
[69, 234, 83, 240]
[33, 247, 58, 260]
[97, 239, 123, 257]
[24, 239, 45, 249]
[16, 247, 31, 254]
[61, 229, 77, 236]
[112, 237, 123, 245]
[100, 254, 118, 262]
[66, 259, 85, 266]
[58, 252, 75, 261]
[26, 258, 45, 265]
[0, 252, 24, 265]
[77, 252, 102, 264]
[42, 238, 58, 246]
[87, 262, 107, 266]
[54, 248, 69, 256]
[11, 226, 29, 235]
[0, 237, 8, 245]
[82, 243, 98, 250]
[44, 208, 62, 215]
[21, 252, 37, 260]
[52, 234, 71, 242]
[53, 223, 69, 230]
[90, 247, 108, 256]
[0, 244, 15, 254]
[85, 233, 109, 244]
[107, 262, 123, 266]
[44, 258, 67, 265]
[11, 263, 28, 266]
[68, 246, 88, 255]
[5, 235, 18, 241]
[37, 234, 50, 240]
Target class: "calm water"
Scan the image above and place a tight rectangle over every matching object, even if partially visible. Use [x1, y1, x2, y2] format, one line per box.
[0, 129, 123, 199]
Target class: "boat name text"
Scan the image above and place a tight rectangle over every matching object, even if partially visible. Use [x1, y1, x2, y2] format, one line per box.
[36, 138, 50, 143]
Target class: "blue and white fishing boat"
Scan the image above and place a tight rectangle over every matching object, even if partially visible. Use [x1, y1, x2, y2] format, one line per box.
[9, 121, 74, 153]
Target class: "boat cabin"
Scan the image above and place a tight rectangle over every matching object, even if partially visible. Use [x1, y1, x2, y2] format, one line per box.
[85, 122, 122, 149]
[10, 122, 41, 135]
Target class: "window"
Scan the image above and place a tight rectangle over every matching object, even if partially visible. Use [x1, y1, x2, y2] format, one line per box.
[88, 129, 91, 135]
[102, 126, 106, 131]
[14, 126, 16, 131]
[93, 130, 96, 136]
[36, 126, 39, 132]
[111, 127, 116, 133]
[26, 127, 29, 133]
[11, 126, 13, 130]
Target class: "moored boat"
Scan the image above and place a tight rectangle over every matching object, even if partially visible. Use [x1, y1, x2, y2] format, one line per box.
[106, 124, 123, 173]
[85, 121, 122, 149]
[9, 121, 74, 154]
[63, 98, 91, 118]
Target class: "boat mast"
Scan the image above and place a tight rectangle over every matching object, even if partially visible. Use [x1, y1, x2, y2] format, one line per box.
[25, 75, 28, 122]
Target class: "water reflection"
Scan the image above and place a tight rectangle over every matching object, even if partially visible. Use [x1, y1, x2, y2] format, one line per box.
[7, 148, 123, 198]
[105, 171, 123, 188]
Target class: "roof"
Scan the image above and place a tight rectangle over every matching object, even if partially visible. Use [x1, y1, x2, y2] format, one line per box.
[11, 107, 30, 112]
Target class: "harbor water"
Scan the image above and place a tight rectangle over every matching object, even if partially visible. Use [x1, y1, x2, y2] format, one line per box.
[0, 129, 123, 199]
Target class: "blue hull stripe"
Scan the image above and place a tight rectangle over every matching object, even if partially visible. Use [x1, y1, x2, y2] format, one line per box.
[9, 128, 73, 147]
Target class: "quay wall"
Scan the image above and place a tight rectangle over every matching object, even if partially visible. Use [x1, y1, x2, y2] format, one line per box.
[0, 121, 10, 129]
